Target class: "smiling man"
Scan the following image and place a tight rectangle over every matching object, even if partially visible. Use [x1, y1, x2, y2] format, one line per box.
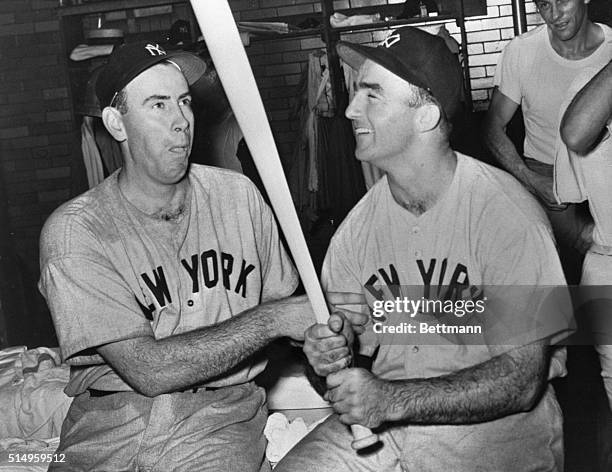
[276, 27, 570, 472]
[483, 0, 612, 277]
[38, 42, 364, 472]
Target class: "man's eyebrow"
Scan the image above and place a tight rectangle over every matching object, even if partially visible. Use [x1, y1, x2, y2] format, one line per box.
[142, 94, 170, 105]
[356, 81, 383, 91]
[142, 91, 191, 106]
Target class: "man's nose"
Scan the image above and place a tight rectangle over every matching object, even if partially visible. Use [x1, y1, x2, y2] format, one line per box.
[345, 95, 361, 121]
[173, 106, 190, 132]
[551, 1, 562, 21]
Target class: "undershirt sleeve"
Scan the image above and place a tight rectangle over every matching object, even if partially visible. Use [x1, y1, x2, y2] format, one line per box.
[493, 38, 523, 106]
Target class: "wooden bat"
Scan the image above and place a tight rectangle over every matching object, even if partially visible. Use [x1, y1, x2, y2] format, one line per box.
[190, 0, 379, 451]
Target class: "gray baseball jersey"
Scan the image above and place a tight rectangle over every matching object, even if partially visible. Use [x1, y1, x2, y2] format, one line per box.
[39, 164, 298, 396]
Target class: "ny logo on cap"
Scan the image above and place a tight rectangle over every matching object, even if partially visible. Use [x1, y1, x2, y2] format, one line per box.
[145, 43, 166, 56]
[380, 32, 401, 49]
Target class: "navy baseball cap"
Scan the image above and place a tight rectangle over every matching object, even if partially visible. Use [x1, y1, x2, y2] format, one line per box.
[96, 41, 207, 108]
[336, 27, 463, 120]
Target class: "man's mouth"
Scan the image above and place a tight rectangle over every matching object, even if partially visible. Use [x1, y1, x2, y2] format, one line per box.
[354, 128, 373, 135]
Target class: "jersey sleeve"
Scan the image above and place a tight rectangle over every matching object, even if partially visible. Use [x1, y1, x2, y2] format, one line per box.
[39, 213, 153, 365]
[493, 37, 523, 105]
[249, 186, 299, 302]
[322, 228, 380, 357]
[476, 199, 572, 351]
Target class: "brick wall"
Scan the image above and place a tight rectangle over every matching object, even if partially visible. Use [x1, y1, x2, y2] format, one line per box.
[445, 0, 543, 110]
[0, 0, 82, 345]
[230, 0, 544, 160]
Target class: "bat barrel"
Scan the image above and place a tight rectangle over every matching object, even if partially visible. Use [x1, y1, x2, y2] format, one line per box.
[191, 0, 378, 451]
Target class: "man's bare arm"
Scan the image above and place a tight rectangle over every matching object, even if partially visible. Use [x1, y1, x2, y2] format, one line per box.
[561, 59, 612, 154]
[98, 295, 313, 397]
[383, 343, 548, 424]
[483, 88, 564, 209]
[483, 87, 528, 179]
[325, 342, 549, 428]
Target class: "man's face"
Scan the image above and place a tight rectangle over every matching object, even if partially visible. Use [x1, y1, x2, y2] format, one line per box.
[345, 59, 419, 167]
[536, 0, 590, 41]
[120, 63, 194, 186]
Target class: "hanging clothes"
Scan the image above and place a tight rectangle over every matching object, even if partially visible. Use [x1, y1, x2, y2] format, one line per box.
[288, 50, 366, 233]
[81, 116, 105, 188]
[316, 114, 366, 225]
[92, 118, 122, 176]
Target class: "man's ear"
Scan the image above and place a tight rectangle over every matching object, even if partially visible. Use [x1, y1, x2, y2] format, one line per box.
[101, 107, 127, 142]
[415, 104, 441, 133]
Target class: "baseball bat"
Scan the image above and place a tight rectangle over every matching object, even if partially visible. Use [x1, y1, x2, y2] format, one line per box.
[190, 0, 379, 451]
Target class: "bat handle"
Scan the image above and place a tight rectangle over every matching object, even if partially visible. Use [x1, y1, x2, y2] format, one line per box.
[350, 424, 380, 450]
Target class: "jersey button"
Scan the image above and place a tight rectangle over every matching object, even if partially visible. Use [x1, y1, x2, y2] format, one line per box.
[187, 300, 194, 307]
[412, 226, 420, 234]
[412, 346, 419, 353]
[414, 250, 421, 258]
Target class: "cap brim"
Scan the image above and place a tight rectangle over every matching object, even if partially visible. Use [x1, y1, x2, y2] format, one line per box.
[336, 41, 430, 92]
[336, 41, 369, 72]
[167, 51, 207, 86]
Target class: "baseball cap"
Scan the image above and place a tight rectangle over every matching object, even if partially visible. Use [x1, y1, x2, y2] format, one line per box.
[96, 41, 207, 108]
[336, 27, 463, 120]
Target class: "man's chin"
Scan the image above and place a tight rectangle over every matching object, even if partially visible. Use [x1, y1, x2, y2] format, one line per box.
[355, 149, 374, 163]
[354, 146, 364, 159]
[167, 161, 190, 184]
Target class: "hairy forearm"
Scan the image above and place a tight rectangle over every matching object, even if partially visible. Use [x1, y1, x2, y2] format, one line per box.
[561, 60, 612, 154]
[382, 344, 548, 424]
[99, 300, 289, 396]
[483, 120, 529, 181]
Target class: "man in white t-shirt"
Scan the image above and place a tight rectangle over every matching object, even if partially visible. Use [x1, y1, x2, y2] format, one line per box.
[559, 59, 612, 469]
[483, 0, 612, 275]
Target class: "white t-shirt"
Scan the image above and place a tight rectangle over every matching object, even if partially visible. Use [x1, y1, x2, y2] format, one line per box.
[494, 23, 612, 165]
[39, 164, 298, 395]
[555, 68, 612, 248]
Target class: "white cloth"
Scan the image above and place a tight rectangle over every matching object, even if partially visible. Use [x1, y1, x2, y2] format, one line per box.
[494, 23, 612, 165]
[554, 68, 612, 247]
[554, 68, 612, 410]
[0, 347, 70, 440]
[554, 68, 612, 249]
[0, 436, 60, 472]
[581, 251, 612, 410]
[69, 44, 113, 61]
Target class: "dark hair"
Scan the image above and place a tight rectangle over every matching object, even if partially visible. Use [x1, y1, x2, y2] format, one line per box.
[405, 83, 452, 139]
[112, 89, 128, 114]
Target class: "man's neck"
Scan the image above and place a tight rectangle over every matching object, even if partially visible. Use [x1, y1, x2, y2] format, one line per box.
[118, 170, 190, 220]
[548, 20, 602, 60]
[386, 146, 457, 216]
